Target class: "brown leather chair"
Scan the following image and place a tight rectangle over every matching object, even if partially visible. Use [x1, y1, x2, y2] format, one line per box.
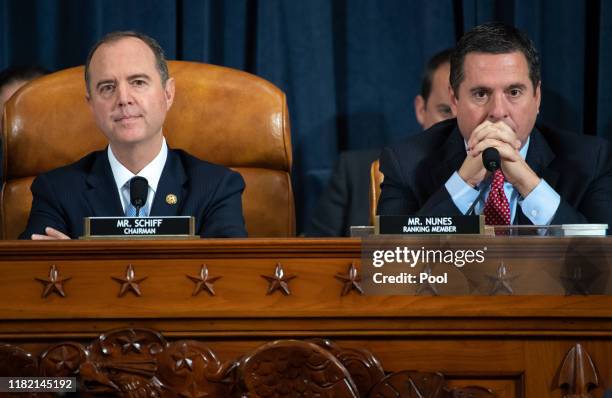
[1, 61, 294, 239]
[369, 159, 383, 226]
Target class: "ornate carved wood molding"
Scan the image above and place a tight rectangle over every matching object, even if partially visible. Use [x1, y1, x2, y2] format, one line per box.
[0, 328, 496, 397]
[558, 343, 599, 398]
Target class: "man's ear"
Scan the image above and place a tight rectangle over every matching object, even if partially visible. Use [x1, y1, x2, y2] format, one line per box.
[414, 95, 426, 129]
[449, 85, 458, 115]
[164, 77, 175, 110]
[85, 92, 93, 113]
[535, 81, 541, 114]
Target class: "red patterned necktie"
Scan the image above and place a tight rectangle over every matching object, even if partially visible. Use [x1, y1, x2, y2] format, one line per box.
[483, 169, 511, 225]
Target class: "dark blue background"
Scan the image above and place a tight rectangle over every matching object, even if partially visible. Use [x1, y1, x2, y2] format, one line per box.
[2, 0, 610, 233]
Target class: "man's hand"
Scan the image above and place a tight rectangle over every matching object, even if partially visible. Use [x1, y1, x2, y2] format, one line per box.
[31, 227, 70, 240]
[457, 151, 488, 188]
[458, 121, 498, 187]
[460, 120, 540, 197]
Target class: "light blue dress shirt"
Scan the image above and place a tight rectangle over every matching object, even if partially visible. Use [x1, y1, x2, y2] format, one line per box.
[444, 136, 561, 225]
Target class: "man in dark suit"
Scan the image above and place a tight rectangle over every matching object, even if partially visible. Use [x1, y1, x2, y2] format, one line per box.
[20, 31, 247, 239]
[307, 49, 454, 236]
[378, 23, 612, 231]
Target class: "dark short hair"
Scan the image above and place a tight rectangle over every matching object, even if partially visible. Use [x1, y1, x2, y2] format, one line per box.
[450, 22, 540, 96]
[84, 31, 169, 95]
[420, 48, 453, 102]
[0, 66, 49, 91]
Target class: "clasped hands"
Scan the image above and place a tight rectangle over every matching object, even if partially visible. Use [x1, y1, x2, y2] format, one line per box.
[457, 120, 540, 197]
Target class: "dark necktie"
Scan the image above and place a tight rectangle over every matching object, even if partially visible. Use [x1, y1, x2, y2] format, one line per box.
[483, 169, 511, 226]
[124, 179, 148, 217]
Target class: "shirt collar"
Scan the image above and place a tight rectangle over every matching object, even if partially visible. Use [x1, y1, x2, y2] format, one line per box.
[107, 137, 168, 194]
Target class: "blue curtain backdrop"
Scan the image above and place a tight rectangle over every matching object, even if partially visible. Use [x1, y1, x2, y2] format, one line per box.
[1, 0, 610, 233]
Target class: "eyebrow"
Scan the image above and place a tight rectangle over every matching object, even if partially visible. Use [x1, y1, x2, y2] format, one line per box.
[127, 74, 151, 81]
[95, 79, 116, 90]
[469, 86, 491, 94]
[94, 74, 152, 90]
[506, 83, 527, 91]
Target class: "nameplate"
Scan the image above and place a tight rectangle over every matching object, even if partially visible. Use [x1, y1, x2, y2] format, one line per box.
[376, 215, 483, 235]
[83, 216, 195, 238]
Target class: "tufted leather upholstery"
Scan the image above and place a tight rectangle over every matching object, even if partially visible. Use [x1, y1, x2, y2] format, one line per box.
[1, 61, 294, 239]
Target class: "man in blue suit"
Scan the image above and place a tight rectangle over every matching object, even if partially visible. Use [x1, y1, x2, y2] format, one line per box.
[20, 31, 247, 239]
[378, 23, 612, 231]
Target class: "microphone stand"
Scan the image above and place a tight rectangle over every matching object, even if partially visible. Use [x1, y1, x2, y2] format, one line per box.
[467, 147, 501, 216]
[466, 173, 493, 216]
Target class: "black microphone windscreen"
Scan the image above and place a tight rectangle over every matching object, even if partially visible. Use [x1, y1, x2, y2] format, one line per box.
[482, 147, 501, 172]
[130, 176, 149, 208]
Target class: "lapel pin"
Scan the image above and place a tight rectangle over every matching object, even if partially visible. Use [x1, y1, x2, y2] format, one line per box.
[166, 194, 178, 205]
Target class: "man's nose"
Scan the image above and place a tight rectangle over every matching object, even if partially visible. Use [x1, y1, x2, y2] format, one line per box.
[487, 93, 509, 122]
[116, 82, 133, 106]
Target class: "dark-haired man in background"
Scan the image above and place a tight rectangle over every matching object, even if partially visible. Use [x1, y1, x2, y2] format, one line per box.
[20, 31, 247, 239]
[378, 23, 612, 231]
[0, 66, 48, 111]
[307, 49, 454, 236]
[1, 66, 49, 181]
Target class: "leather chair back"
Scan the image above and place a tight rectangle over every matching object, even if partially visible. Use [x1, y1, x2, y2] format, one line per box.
[369, 159, 383, 226]
[1, 61, 294, 239]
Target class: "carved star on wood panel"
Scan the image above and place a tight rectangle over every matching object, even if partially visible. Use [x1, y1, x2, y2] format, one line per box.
[116, 334, 146, 354]
[112, 264, 147, 297]
[35, 265, 72, 298]
[335, 262, 364, 296]
[172, 347, 198, 372]
[486, 262, 519, 295]
[187, 265, 221, 296]
[46, 345, 81, 373]
[562, 264, 598, 296]
[261, 263, 296, 296]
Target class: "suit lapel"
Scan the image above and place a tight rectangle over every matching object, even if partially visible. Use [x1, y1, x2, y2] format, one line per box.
[525, 128, 560, 191]
[427, 126, 466, 194]
[514, 128, 559, 225]
[84, 151, 124, 216]
[150, 149, 188, 216]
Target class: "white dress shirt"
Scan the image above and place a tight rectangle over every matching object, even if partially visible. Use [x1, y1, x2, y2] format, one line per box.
[107, 138, 168, 216]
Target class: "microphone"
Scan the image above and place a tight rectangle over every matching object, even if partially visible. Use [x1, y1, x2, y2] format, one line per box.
[466, 148, 499, 215]
[482, 147, 500, 172]
[129, 176, 149, 217]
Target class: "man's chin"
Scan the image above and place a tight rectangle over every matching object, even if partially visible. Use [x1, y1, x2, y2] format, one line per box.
[113, 125, 145, 136]
[110, 131, 148, 146]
